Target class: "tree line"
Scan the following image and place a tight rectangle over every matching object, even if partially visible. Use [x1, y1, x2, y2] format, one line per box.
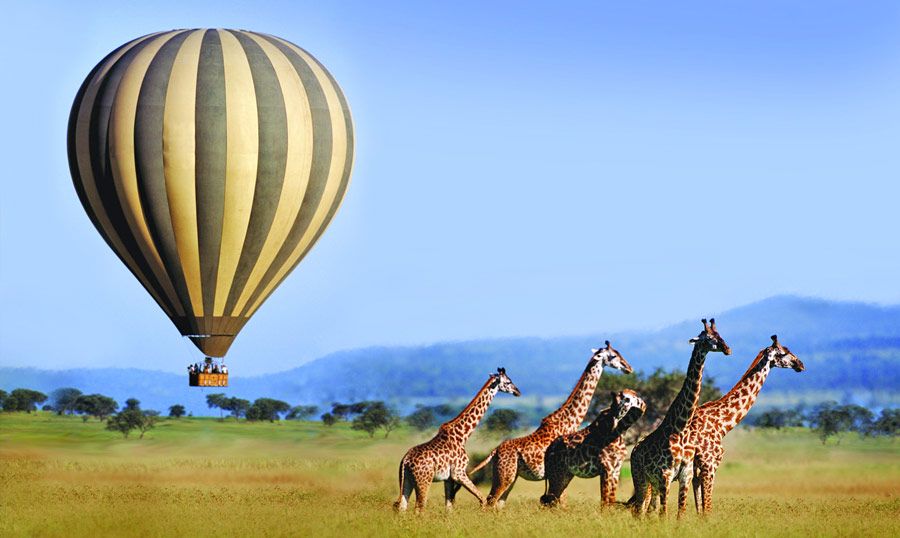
[750, 402, 898, 443]
[3, 381, 895, 444]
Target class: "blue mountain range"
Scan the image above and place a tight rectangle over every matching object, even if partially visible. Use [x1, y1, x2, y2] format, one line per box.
[2, 296, 898, 415]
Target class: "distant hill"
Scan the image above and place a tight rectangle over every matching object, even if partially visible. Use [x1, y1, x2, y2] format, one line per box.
[2, 296, 898, 415]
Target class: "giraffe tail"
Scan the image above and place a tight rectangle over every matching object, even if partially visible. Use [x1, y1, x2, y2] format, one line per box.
[393, 460, 405, 510]
[468, 449, 496, 476]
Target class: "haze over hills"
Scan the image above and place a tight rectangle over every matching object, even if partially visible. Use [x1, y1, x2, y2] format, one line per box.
[2, 296, 898, 415]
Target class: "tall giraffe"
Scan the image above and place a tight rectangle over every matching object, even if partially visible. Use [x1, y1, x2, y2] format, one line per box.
[394, 368, 521, 512]
[674, 335, 804, 516]
[541, 389, 647, 507]
[629, 318, 731, 517]
[470, 342, 634, 508]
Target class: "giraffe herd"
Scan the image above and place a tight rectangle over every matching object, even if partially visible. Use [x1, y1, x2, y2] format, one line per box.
[394, 319, 805, 517]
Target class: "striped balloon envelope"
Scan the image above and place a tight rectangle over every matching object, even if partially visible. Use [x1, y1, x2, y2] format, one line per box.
[67, 29, 354, 358]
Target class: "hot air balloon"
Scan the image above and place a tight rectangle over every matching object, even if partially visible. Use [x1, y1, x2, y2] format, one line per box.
[67, 29, 354, 385]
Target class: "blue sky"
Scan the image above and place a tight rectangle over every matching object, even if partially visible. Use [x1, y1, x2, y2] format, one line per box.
[1, 1, 898, 374]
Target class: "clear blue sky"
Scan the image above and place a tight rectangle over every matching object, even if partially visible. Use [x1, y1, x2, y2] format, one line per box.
[1, 1, 898, 374]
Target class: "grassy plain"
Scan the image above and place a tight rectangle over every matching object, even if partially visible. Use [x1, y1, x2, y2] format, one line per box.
[1, 412, 897, 537]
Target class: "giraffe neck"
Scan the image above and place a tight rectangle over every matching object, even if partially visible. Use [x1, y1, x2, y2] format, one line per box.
[586, 405, 641, 442]
[586, 407, 615, 434]
[540, 362, 602, 432]
[659, 344, 708, 436]
[443, 378, 498, 443]
[709, 351, 772, 432]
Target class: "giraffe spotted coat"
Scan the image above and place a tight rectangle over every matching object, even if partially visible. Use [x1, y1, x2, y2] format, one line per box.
[629, 318, 732, 517]
[394, 368, 520, 512]
[541, 389, 646, 507]
[469, 342, 634, 507]
[671, 335, 804, 516]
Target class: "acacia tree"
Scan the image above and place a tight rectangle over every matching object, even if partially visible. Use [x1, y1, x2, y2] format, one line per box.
[246, 398, 291, 422]
[206, 393, 227, 418]
[406, 406, 436, 431]
[223, 397, 250, 419]
[321, 412, 336, 426]
[74, 394, 118, 422]
[2, 389, 48, 413]
[106, 398, 158, 439]
[50, 388, 83, 415]
[351, 401, 401, 438]
[485, 409, 521, 434]
[286, 405, 319, 421]
[168, 404, 186, 418]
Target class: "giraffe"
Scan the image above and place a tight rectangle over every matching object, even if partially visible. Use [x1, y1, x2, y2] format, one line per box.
[394, 367, 521, 512]
[629, 318, 731, 517]
[673, 335, 804, 516]
[541, 389, 647, 507]
[469, 341, 634, 508]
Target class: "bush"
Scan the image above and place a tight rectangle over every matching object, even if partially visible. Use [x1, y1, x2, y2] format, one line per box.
[753, 408, 806, 430]
[286, 405, 319, 421]
[485, 409, 521, 434]
[246, 398, 291, 422]
[2, 389, 48, 413]
[50, 388, 83, 415]
[169, 404, 186, 418]
[74, 394, 118, 421]
[351, 401, 401, 438]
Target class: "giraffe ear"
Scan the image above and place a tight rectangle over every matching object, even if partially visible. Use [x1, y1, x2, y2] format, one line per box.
[591, 348, 599, 354]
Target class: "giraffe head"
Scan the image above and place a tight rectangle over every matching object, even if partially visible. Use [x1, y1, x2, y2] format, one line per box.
[491, 367, 522, 396]
[688, 318, 732, 355]
[589, 340, 634, 374]
[765, 335, 805, 372]
[611, 389, 646, 425]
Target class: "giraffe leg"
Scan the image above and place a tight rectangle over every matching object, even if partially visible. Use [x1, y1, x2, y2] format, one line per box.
[657, 472, 673, 518]
[601, 469, 619, 507]
[412, 468, 432, 513]
[444, 479, 457, 511]
[700, 467, 717, 515]
[394, 463, 414, 512]
[486, 454, 516, 508]
[542, 471, 572, 507]
[631, 471, 651, 517]
[677, 463, 691, 519]
[452, 468, 486, 507]
[692, 464, 703, 514]
[497, 475, 518, 507]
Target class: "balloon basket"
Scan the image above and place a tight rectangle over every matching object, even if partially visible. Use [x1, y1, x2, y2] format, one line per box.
[189, 373, 228, 387]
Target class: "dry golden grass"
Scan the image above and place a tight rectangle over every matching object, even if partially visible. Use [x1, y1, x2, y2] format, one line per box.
[1, 413, 897, 537]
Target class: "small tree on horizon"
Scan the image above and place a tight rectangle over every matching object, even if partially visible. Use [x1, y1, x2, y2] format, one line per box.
[321, 412, 336, 426]
[2, 389, 48, 413]
[351, 401, 401, 438]
[50, 388, 83, 415]
[168, 404, 186, 418]
[286, 405, 319, 421]
[485, 408, 521, 435]
[74, 394, 118, 422]
[246, 398, 291, 422]
[206, 393, 227, 418]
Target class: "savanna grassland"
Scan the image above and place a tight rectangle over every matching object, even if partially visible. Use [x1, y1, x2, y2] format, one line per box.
[1, 413, 897, 537]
